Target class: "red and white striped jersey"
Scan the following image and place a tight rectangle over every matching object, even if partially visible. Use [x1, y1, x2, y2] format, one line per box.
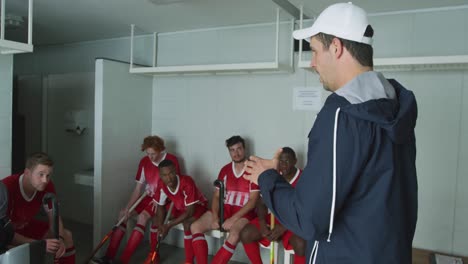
[216, 162, 259, 207]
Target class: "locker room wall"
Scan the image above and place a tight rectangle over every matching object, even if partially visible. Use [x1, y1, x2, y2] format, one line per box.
[0, 55, 13, 178]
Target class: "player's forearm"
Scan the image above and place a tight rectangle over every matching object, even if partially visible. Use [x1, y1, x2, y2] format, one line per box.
[232, 197, 257, 219]
[167, 212, 188, 228]
[155, 205, 165, 226]
[256, 200, 268, 221]
[211, 192, 220, 216]
[58, 217, 66, 239]
[11, 232, 35, 245]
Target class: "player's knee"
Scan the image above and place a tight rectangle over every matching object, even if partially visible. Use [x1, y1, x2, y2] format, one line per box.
[190, 221, 200, 233]
[137, 212, 150, 223]
[239, 226, 253, 243]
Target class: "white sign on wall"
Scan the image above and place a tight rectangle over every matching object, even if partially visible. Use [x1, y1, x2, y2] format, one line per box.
[293, 87, 322, 111]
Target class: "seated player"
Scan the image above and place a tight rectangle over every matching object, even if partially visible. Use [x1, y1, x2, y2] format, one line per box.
[1, 152, 75, 263]
[93, 135, 181, 264]
[190, 135, 260, 264]
[149, 159, 208, 264]
[240, 147, 306, 264]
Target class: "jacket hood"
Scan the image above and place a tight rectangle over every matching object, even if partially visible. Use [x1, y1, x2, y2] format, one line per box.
[339, 77, 418, 144]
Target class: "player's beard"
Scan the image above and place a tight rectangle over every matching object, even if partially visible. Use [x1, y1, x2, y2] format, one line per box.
[233, 157, 246, 164]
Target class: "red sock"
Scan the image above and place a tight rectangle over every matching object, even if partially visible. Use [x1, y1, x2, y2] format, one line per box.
[105, 224, 126, 259]
[150, 225, 158, 251]
[58, 246, 76, 264]
[294, 254, 306, 264]
[212, 241, 236, 264]
[243, 242, 262, 264]
[120, 224, 145, 264]
[191, 233, 208, 264]
[183, 230, 194, 263]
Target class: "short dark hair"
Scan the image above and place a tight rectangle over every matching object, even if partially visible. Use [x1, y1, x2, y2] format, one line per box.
[281, 147, 296, 160]
[315, 31, 374, 67]
[159, 159, 175, 170]
[26, 152, 53, 170]
[225, 135, 245, 148]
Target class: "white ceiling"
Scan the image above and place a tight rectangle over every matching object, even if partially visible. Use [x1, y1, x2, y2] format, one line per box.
[4, 0, 468, 46]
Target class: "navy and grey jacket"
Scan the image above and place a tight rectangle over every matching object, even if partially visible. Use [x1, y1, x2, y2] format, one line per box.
[259, 71, 418, 264]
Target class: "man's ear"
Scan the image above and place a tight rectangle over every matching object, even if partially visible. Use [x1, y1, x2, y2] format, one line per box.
[331, 37, 344, 58]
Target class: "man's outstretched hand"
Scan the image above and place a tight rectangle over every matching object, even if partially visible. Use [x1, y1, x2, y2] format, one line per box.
[243, 148, 282, 185]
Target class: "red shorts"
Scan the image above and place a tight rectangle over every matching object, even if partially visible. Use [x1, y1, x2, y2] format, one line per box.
[170, 203, 207, 220]
[15, 219, 50, 240]
[223, 204, 256, 221]
[250, 216, 294, 250]
[134, 196, 157, 216]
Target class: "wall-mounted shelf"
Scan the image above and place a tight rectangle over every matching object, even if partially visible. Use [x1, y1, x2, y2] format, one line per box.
[130, 62, 293, 75]
[0, 39, 33, 54]
[129, 8, 294, 75]
[0, 0, 34, 55]
[298, 55, 468, 72]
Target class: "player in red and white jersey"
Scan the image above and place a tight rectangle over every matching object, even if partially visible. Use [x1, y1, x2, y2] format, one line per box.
[190, 136, 260, 264]
[148, 159, 208, 264]
[1, 152, 76, 263]
[93, 135, 181, 264]
[240, 147, 306, 264]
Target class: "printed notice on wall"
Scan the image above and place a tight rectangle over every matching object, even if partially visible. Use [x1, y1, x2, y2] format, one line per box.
[293, 87, 322, 111]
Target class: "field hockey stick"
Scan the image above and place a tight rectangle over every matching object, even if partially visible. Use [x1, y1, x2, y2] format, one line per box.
[270, 213, 275, 264]
[144, 202, 174, 264]
[84, 192, 148, 264]
[213, 179, 225, 233]
[43, 193, 59, 264]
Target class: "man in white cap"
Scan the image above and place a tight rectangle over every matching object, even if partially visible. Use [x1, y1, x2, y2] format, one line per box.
[244, 2, 418, 264]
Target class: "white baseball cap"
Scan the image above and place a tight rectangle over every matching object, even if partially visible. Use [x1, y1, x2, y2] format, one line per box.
[293, 2, 373, 45]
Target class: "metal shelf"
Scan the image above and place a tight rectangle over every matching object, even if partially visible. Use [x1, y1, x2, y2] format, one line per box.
[298, 55, 468, 71]
[0, 0, 34, 55]
[0, 39, 33, 54]
[129, 8, 294, 75]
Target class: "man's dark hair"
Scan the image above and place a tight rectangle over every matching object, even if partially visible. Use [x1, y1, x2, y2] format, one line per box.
[225, 135, 245, 148]
[159, 159, 175, 170]
[281, 147, 297, 160]
[26, 152, 54, 170]
[315, 28, 374, 67]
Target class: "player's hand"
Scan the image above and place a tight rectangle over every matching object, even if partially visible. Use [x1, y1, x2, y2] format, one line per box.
[268, 225, 286, 241]
[259, 221, 271, 237]
[44, 238, 61, 254]
[159, 224, 170, 239]
[145, 185, 155, 196]
[244, 148, 282, 185]
[222, 217, 238, 231]
[55, 238, 66, 258]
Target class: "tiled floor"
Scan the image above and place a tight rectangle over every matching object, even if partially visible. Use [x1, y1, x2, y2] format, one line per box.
[66, 219, 246, 264]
